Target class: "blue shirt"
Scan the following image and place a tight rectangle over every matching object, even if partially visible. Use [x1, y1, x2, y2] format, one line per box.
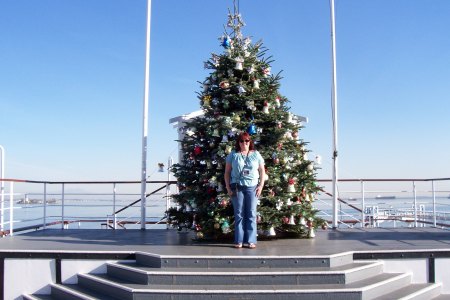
[226, 150, 264, 186]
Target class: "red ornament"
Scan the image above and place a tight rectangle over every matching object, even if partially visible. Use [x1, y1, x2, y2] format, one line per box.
[282, 216, 289, 224]
[220, 199, 228, 208]
[193, 146, 202, 156]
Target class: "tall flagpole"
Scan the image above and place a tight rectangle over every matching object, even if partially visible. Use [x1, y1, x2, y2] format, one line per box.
[140, 0, 152, 230]
[330, 0, 339, 229]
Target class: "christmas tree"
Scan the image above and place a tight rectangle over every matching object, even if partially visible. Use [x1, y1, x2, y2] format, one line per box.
[167, 5, 326, 239]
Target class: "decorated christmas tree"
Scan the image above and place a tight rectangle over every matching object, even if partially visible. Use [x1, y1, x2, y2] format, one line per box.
[167, 5, 326, 239]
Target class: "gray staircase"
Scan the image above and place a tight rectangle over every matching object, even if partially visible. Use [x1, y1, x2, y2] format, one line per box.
[23, 251, 447, 300]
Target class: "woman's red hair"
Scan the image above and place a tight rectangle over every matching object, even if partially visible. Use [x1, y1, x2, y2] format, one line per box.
[234, 132, 255, 151]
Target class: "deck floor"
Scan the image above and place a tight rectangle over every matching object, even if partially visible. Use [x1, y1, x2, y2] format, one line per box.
[0, 227, 449, 256]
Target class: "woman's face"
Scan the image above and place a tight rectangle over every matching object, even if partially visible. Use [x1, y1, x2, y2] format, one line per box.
[239, 137, 250, 151]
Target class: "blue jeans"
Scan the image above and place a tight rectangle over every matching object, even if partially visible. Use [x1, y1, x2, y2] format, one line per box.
[231, 184, 257, 245]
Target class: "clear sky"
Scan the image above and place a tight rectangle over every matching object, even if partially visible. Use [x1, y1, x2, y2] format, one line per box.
[1, 0, 450, 183]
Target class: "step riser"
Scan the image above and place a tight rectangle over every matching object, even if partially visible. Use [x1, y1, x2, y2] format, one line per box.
[126, 291, 362, 300]
[108, 263, 383, 286]
[78, 274, 132, 300]
[108, 264, 346, 285]
[136, 252, 353, 269]
[345, 263, 383, 284]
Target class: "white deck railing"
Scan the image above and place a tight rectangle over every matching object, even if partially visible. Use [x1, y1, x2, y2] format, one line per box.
[0, 177, 450, 235]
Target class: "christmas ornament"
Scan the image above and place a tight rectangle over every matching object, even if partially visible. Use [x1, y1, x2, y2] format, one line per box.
[243, 37, 251, 49]
[262, 67, 271, 77]
[263, 101, 269, 114]
[234, 56, 244, 70]
[275, 97, 281, 108]
[221, 135, 229, 143]
[196, 231, 204, 239]
[273, 157, 279, 164]
[299, 216, 307, 226]
[276, 199, 283, 210]
[220, 198, 229, 208]
[221, 35, 232, 48]
[308, 228, 316, 238]
[288, 215, 296, 225]
[253, 79, 260, 89]
[247, 123, 257, 135]
[284, 130, 292, 140]
[238, 85, 246, 94]
[225, 145, 232, 154]
[246, 100, 255, 110]
[212, 129, 220, 137]
[186, 128, 195, 136]
[221, 221, 231, 234]
[247, 65, 255, 74]
[219, 81, 230, 89]
[287, 178, 296, 193]
[282, 216, 289, 224]
[267, 226, 276, 236]
[194, 146, 202, 156]
[257, 214, 262, 223]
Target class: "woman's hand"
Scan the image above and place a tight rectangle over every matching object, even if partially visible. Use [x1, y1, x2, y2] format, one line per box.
[255, 185, 263, 197]
[226, 186, 233, 197]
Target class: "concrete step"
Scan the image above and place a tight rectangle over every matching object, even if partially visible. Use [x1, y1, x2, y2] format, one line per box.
[372, 283, 441, 300]
[135, 251, 354, 268]
[22, 295, 53, 300]
[107, 260, 383, 285]
[48, 283, 117, 300]
[75, 272, 413, 300]
[432, 294, 450, 300]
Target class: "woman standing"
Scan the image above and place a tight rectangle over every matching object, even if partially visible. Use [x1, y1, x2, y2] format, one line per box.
[224, 132, 265, 249]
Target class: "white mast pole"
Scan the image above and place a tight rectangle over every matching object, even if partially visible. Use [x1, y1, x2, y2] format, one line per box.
[330, 0, 339, 229]
[0, 145, 4, 232]
[140, 0, 152, 230]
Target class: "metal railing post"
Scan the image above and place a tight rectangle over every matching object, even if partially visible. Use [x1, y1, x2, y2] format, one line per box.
[413, 181, 417, 227]
[432, 180, 436, 227]
[166, 157, 173, 229]
[9, 182, 14, 236]
[113, 183, 117, 230]
[361, 180, 365, 228]
[43, 183, 47, 230]
[61, 183, 65, 229]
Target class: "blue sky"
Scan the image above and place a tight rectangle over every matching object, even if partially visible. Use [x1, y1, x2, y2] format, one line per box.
[1, 0, 450, 183]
